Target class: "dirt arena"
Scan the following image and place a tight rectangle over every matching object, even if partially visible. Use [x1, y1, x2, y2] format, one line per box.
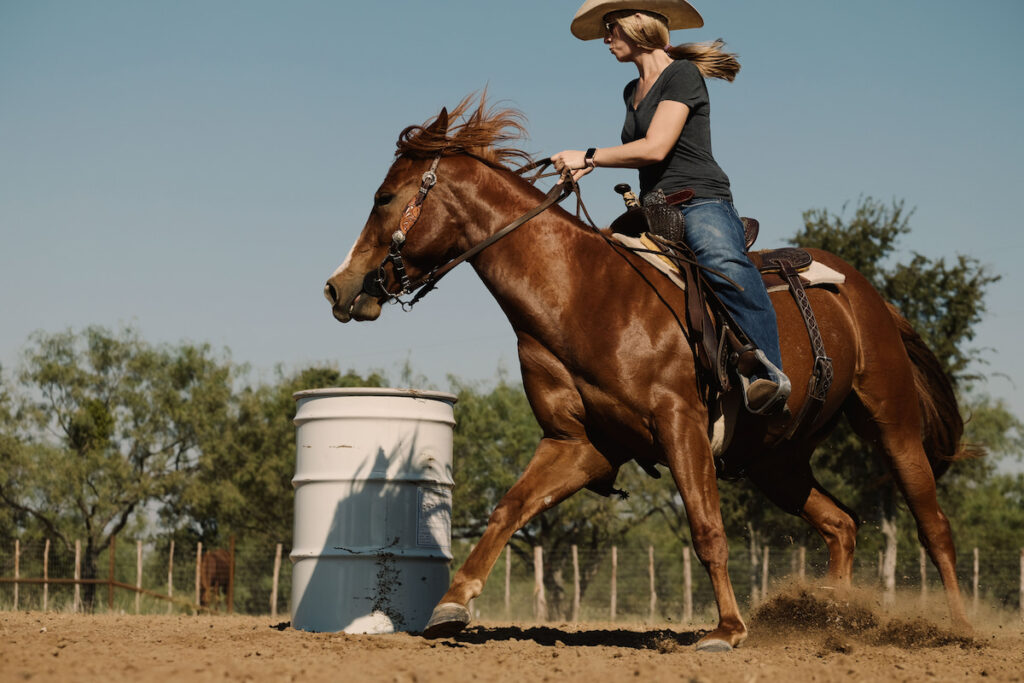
[3, 588, 1023, 682]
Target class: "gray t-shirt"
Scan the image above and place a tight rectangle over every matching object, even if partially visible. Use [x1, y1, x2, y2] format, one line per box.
[621, 59, 732, 201]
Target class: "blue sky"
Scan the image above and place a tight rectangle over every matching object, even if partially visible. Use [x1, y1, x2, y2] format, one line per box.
[2, 0, 1022, 421]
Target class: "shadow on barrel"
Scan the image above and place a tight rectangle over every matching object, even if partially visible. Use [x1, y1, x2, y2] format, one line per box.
[291, 426, 454, 634]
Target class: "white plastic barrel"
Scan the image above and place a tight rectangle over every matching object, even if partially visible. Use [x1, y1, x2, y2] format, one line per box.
[290, 388, 456, 634]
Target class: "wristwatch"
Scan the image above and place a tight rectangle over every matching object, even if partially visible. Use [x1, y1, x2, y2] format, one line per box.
[585, 148, 597, 168]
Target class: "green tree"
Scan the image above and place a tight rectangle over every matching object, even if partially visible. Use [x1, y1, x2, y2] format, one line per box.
[171, 364, 386, 614]
[0, 326, 234, 609]
[947, 471, 1024, 607]
[178, 365, 386, 546]
[939, 394, 1024, 605]
[795, 197, 998, 382]
[0, 366, 25, 544]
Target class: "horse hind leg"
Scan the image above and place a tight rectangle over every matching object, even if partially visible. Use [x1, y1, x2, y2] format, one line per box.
[846, 385, 970, 630]
[422, 437, 615, 638]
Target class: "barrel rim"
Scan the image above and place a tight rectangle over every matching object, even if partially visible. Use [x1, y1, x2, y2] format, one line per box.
[292, 387, 457, 403]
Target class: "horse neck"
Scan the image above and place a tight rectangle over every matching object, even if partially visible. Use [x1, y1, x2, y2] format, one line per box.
[459, 166, 609, 332]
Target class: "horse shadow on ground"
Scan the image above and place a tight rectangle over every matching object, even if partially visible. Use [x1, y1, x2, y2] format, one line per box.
[448, 624, 706, 650]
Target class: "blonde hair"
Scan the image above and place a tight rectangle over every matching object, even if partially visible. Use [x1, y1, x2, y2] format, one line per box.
[606, 10, 741, 82]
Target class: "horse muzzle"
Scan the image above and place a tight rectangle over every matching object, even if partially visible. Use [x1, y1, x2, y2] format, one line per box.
[324, 275, 383, 323]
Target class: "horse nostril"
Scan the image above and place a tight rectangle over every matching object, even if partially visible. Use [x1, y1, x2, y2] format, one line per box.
[324, 282, 338, 305]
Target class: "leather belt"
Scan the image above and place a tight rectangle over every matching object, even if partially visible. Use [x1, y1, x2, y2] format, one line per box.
[664, 188, 696, 206]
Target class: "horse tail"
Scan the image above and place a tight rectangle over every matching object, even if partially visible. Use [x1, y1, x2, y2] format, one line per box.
[886, 302, 983, 478]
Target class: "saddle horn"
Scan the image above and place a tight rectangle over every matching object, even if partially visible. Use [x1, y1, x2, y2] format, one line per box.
[614, 183, 639, 209]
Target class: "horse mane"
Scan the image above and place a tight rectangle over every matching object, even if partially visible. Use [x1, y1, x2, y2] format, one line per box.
[395, 93, 533, 168]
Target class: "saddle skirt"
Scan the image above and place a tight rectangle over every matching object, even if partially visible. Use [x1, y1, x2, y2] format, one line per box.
[611, 233, 846, 292]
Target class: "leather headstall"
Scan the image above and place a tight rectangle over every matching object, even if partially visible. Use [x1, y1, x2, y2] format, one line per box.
[362, 155, 571, 310]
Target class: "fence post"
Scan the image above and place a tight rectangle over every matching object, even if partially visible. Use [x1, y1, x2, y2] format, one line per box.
[108, 536, 116, 610]
[682, 545, 692, 623]
[880, 514, 898, 605]
[13, 539, 19, 611]
[108, 535, 116, 611]
[43, 539, 50, 611]
[533, 546, 547, 622]
[74, 540, 81, 613]
[610, 546, 617, 622]
[761, 546, 770, 600]
[799, 546, 806, 581]
[748, 527, 760, 606]
[972, 547, 979, 614]
[648, 545, 657, 622]
[919, 546, 927, 603]
[467, 544, 477, 619]
[227, 536, 236, 614]
[194, 541, 203, 613]
[135, 540, 143, 614]
[571, 545, 580, 623]
[271, 543, 282, 619]
[167, 540, 175, 615]
[504, 546, 511, 620]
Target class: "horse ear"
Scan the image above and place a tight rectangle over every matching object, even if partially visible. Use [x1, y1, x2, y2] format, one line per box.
[428, 107, 449, 137]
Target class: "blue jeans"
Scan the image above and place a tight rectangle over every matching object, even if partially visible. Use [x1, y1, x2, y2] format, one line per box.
[679, 199, 785, 379]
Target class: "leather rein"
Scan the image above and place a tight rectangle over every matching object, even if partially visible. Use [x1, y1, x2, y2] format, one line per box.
[362, 156, 572, 310]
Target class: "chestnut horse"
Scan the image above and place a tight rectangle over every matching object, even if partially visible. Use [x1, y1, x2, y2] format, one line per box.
[200, 548, 231, 608]
[323, 98, 971, 650]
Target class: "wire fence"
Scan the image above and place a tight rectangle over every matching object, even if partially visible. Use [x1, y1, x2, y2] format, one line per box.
[1, 538, 1022, 622]
[454, 542, 1024, 624]
[0, 538, 292, 617]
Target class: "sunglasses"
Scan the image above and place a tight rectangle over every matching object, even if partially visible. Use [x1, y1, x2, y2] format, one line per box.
[604, 21, 619, 35]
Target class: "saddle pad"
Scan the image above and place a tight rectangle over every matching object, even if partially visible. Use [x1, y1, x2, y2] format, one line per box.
[613, 233, 687, 290]
[611, 233, 846, 292]
[763, 261, 846, 292]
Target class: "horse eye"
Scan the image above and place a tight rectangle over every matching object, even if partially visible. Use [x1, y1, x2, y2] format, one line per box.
[374, 193, 394, 207]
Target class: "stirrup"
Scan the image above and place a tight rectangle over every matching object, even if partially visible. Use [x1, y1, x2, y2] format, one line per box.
[737, 349, 791, 415]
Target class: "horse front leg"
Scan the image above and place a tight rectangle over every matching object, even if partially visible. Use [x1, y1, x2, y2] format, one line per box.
[663, 413, 747, 651]
[422, 437, 614, 638]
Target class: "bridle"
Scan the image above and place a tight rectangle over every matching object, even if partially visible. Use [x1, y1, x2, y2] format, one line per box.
[361, 155, 572, 310]
[359, 155, 442, 304]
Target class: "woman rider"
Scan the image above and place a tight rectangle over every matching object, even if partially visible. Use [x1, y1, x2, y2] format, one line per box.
[551, 0, 790, 414]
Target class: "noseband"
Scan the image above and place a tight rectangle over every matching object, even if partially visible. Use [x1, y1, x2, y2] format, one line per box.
[362, 155, 571, 310]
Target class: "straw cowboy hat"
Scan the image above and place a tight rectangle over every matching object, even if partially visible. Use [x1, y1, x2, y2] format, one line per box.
[570, 0, 704, 41]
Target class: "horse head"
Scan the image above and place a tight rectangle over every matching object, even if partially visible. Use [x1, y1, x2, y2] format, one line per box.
[324, 96, 532, 322]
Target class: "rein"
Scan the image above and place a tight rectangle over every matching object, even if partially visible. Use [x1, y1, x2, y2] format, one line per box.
[364, 156, 572, 310]
[362, 153, 736, 314]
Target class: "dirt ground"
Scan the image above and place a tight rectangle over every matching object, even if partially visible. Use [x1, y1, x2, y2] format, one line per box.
[3, 588, 1023, 683]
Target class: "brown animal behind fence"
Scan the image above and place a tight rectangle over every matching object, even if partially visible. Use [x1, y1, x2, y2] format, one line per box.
[200, 549, 232, 608]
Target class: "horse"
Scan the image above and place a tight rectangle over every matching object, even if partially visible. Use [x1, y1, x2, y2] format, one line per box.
[200, 548, 232, 608]
[323, 96, 972, 651]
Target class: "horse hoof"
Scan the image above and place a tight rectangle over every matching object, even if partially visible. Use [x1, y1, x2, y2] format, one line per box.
[695, 638, 733, 653]
[421, 602, 471, 639]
